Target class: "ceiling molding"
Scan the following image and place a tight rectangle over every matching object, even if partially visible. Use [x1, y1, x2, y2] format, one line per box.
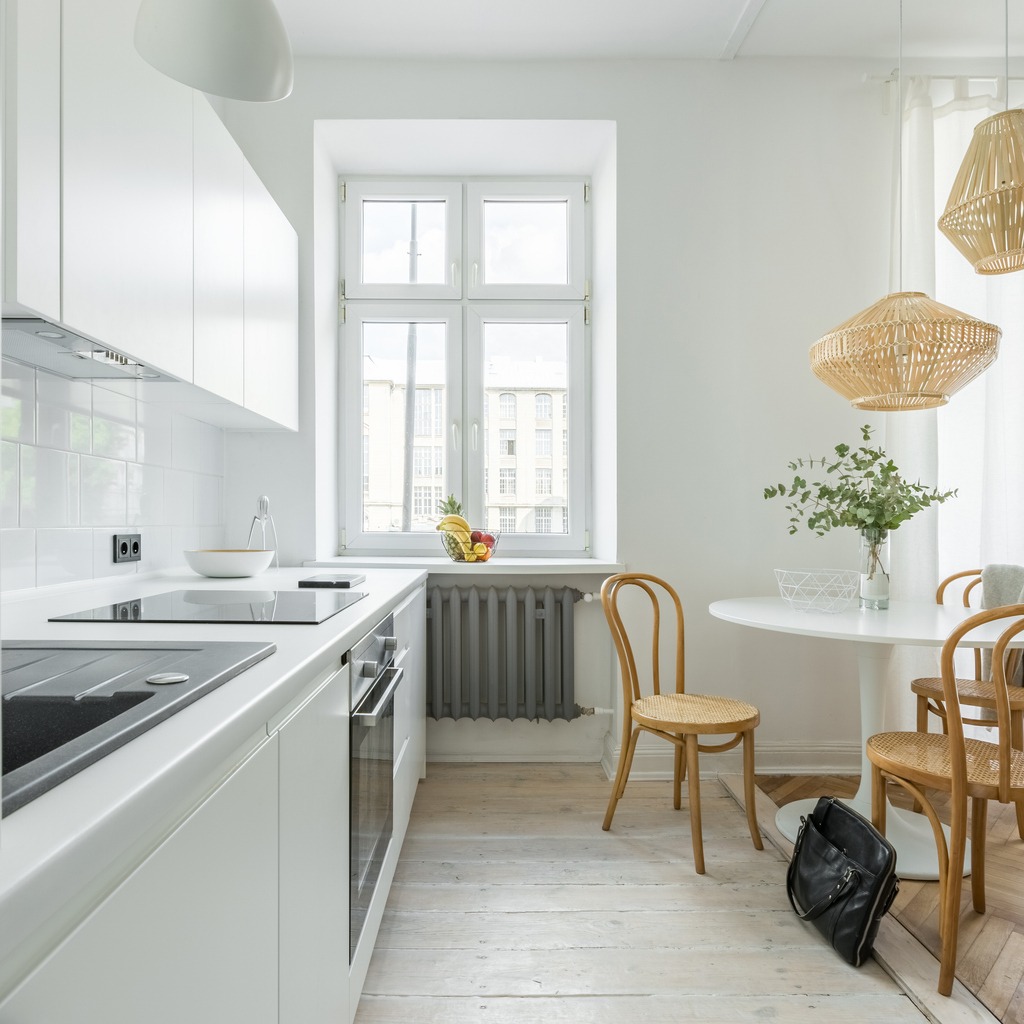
[720, 0, 770, 60]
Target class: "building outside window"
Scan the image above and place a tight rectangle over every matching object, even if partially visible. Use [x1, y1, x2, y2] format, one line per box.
[340, 178, 588, 553]
[535, 507, 552, 533]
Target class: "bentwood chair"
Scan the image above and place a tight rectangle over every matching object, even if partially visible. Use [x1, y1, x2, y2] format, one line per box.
[868, 604, 1024, 996]
[600, 572, 763, 874]
[911, 569, 1024, 837]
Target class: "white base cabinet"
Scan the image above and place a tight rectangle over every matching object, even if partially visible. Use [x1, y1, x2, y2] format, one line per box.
[276, 661, 351, 1024]
[0, 736, 280, 1024]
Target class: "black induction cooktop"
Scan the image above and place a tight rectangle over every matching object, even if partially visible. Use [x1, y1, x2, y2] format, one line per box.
[50, 589, 366, 625]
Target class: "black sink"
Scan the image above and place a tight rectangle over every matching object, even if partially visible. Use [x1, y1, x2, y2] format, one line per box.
[1, 639, 276, 816]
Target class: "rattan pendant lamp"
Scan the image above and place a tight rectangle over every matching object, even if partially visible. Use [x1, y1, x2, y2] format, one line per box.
[810, 1, 1001, 411]
[938, 0, 1024, 274]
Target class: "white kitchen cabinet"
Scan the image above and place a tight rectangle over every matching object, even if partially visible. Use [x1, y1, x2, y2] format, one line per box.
[393, 583, 427, 830]
[0, 735, 280, 1024]
[243, 161, 300, 429]
[275, 660, 351, 1024]
[193, 94, 245, 405]
[1, 0, 61, 319]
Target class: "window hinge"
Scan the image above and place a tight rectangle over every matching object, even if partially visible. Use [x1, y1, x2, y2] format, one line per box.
[339, 182, 346, 202]
[584, 530, 591, 552]
[584, 305, 590, 326]
[340, 529, 347, 550]
[339, 299, 346, 324]
[340, 279, 346, 299]
[584, 183, 591, 203]
[584, 278, 591, 300]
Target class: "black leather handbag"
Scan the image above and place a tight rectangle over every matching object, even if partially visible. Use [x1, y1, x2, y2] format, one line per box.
[786, 797, 900, 967]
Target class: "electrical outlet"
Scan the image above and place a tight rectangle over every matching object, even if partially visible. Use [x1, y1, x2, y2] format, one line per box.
[113, 533, 142, 563]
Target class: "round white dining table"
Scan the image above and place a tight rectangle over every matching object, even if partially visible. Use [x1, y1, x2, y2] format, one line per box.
[708, 596, 1014, 881]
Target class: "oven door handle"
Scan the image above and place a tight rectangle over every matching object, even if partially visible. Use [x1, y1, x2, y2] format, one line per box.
[353, 666, 403, 726]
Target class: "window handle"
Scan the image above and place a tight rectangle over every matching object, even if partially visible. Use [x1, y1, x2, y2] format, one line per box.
[471, 422, 479, 452]
[451, 422, 460, 451]
[450, 261, 458, 288]
[471, 262, 479, 288]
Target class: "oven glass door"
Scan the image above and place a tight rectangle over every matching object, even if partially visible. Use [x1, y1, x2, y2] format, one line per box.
[350, 665, 401, 962]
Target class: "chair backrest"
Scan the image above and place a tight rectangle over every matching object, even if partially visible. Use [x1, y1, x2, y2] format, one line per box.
[937, 569, 983, 680]
[940, 604, 1024, 803]
[600, 573, 684, 705]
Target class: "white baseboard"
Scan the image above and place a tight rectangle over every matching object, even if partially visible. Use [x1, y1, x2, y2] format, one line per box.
[425, 715, 861, 778]
[599, 733, 862, 780]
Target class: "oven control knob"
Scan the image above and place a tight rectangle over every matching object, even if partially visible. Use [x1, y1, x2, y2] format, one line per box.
[361, 660, 379, 678]
[383, 636, 398, 652]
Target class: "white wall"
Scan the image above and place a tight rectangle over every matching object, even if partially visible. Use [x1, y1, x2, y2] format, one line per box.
[1, 359, 226, 588]
[217, 55, 899, 772]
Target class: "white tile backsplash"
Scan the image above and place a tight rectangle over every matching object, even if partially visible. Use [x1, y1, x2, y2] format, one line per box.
[1, 358, 228, 591]
[20, 447, 80, 527]
[1, 359, 36, 444]
[36, 374, 93, 453]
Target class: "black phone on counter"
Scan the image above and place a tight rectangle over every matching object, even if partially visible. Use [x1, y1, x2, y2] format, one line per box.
[298, 574, 367, 588]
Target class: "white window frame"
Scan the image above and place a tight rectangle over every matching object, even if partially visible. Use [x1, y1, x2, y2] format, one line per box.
[344, 181, 462, 300]
[340, 178, 591, 558]
[466, 304, 587, 555]
[341, 303, 463, 554]
[466, 181, 587, 300]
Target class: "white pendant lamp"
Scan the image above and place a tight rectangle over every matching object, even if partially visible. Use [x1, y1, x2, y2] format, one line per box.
[810, 0, 1002, 410]
[134, 0, 294, 103]
[937, 3, 1024, 274]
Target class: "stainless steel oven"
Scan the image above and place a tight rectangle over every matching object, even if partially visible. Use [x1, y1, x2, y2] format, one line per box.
[349, 612, 400, 963]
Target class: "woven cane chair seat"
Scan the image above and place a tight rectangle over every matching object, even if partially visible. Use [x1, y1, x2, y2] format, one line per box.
[911, 674, 1024, 710]
[633, 692, 760, 734]
[867, 731, 1024, 794]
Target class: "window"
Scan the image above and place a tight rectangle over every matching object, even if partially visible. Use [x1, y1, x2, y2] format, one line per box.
[341, 178, 589, 555]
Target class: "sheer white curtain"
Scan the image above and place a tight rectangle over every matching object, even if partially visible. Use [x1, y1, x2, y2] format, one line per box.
[885, 75, 1024, 729]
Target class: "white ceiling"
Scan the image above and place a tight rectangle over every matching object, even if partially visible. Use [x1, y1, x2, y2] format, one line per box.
[275, 0, 1023, 62]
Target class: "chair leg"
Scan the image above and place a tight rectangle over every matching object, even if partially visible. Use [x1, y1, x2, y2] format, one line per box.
[742, 728, 763, 851]
[938, 796, 969, 997]
[673, 742, 683, 811]
[603, 724, 641, 831]
[684, 733, 704, 875]
[870, 764, 887, 834]
[912, 696, 929, 814]
[1013, 713, 1024, 840]
[970, 798, 987, 915]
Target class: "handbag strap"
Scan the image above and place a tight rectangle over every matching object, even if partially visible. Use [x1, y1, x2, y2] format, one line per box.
[787, 816, 860, 921]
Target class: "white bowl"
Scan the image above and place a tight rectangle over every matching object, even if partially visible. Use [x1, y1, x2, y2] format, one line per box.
[184, 549, 275, 578]
[775, 568, 860, 613]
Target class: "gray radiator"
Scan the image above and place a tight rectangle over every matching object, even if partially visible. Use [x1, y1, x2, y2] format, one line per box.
[426, 585, 581, 722]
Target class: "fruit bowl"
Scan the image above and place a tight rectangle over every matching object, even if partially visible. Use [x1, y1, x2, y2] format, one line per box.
[184, 549, 275, 578]
[440, 528, 500, 563]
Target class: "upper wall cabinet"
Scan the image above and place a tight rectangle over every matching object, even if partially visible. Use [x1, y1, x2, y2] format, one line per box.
[61, 0, 195, 383]
[2, 0, 62, 320]
[243, 163, 300, 431]
[193, 94, 245, 406]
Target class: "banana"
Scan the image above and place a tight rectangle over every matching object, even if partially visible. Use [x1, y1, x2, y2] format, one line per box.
[436, 513, 471, 535]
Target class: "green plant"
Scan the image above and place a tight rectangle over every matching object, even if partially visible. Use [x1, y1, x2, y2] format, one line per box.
[763, 425, 956, 537]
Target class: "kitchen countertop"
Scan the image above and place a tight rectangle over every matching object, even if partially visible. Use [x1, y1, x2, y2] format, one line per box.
[0, 566, 426, 997]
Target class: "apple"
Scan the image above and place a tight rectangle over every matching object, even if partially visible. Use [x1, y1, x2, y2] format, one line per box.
[470, 531, 483, 543]
[481, 533, 495, 548]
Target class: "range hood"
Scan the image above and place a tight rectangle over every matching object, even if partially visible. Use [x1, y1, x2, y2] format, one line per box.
[1, 317, 178, 383]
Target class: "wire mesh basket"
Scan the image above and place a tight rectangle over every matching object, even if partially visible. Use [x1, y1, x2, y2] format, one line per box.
[440, 529, 500, 563]
[775, 569, 860, 613]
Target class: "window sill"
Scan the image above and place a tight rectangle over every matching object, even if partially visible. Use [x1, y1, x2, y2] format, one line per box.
[303, 555, 623, 577]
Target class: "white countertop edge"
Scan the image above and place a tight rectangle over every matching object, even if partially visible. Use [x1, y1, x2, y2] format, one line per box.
[305, 555, 624, 576]
[0, 566, 427, 994]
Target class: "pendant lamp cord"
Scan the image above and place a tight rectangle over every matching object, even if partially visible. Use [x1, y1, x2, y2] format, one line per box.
[1006, 0, 1010, 111]
[898, 0, 903, 293]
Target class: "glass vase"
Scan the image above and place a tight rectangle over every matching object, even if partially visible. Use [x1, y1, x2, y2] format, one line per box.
[859, 527, 890, 610]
